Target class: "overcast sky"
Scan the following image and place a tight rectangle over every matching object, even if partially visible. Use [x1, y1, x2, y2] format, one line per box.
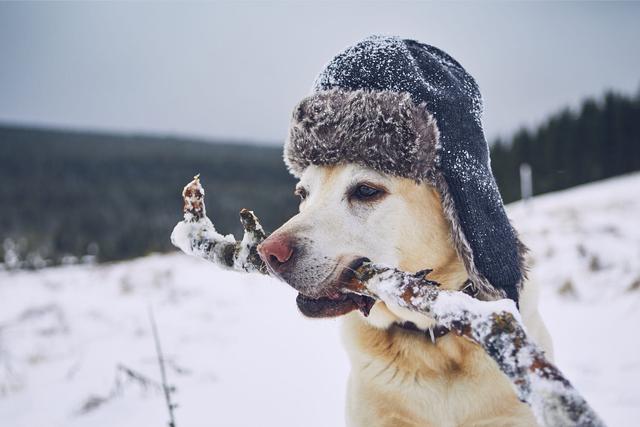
[1, 1, 639, 144]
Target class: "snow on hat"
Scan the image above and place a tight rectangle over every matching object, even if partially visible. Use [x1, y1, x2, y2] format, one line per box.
[284, 35, 526, 302]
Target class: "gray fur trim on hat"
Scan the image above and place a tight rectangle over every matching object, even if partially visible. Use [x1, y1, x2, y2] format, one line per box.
[433, 173, 523, 300]
[284, 89, 440, 182]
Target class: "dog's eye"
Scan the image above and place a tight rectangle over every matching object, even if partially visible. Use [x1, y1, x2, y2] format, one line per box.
[295, 187, 308, 201]
[351, 183, 385, 201]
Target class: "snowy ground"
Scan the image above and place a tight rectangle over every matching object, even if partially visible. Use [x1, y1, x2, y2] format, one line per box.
[508, 173, 640, 426]
[1, 173, 639, 427]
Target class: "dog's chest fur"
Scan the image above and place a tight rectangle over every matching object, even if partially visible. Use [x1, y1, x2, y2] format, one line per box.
[342, 313, 538, 427]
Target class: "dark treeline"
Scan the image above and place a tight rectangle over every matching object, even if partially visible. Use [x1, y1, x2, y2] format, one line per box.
[0, 127, 298, 268]
[1, 88, 639, 268]
[490, 89, 640, 203]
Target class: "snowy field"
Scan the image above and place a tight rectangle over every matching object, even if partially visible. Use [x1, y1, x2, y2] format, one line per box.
[1, 173, 639, 427]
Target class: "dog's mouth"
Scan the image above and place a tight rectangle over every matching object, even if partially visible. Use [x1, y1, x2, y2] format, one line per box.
[295, 258, 376, 318]
[296, 292, 376, 318]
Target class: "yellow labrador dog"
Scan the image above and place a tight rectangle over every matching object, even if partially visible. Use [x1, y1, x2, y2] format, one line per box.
[258, 163, 553, 427]
[258, 36, 554, 426]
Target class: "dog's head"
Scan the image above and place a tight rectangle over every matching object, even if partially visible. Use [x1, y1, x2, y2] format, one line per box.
[257, 163, 468, 325]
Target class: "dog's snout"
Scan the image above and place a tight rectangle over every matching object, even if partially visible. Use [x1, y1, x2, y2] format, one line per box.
[257, 235, 295, 273]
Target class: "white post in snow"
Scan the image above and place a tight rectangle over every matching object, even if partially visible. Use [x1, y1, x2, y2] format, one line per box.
[519, 163, 533, 203]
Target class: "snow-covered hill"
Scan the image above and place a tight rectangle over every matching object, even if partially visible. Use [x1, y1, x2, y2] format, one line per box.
[1, 173, 639, 427]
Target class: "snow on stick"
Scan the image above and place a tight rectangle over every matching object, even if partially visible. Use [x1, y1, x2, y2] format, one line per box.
[170, 176, 605, 427]
[170, 175, 267, 274]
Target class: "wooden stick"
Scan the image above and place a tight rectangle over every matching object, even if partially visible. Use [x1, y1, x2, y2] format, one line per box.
[170, 176, 605, 427]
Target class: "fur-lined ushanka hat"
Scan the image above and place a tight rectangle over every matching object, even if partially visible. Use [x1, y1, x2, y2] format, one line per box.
[284, 35, 526, 303]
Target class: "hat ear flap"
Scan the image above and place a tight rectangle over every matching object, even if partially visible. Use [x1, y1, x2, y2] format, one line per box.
[433, 151, 527, 303]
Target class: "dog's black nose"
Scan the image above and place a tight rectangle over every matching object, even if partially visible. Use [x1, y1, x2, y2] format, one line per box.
[257, 234, 295, 273]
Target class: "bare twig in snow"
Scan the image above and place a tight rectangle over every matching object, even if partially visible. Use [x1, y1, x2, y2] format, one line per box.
[149, 306, 177, 427]
[170, 176, 605, 427]
[77, 363, 162, 415]
[116, 363, 163, 391]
